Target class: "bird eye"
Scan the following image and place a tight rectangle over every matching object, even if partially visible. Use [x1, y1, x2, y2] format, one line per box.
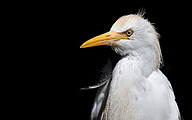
[126, 29, 133, 37]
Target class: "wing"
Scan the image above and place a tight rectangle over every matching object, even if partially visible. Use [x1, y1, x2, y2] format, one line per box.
[147, 70, 181, 120]
[90, 77, 111, 120]
[89, 59, 113, 120]
[80, 59, 113, 120]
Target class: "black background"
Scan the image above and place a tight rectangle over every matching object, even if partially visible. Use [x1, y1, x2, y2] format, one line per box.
[32, 1, 191, 120]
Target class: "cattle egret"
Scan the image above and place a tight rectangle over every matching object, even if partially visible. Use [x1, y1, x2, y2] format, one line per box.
[80, 13, 181, 120]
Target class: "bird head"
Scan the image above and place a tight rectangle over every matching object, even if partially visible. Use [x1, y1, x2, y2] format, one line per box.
[80, 14, 162, 68]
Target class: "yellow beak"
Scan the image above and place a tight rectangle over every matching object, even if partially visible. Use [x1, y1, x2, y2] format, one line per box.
[80, 31, 127, 48]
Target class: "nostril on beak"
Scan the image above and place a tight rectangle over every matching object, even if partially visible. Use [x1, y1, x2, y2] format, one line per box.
[106, 35, 111, 37]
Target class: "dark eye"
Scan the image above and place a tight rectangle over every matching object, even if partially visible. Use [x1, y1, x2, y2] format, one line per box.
[126, 29, 133, 37]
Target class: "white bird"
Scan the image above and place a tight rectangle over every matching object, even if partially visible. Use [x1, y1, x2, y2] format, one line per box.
[80, 13, 181, 120]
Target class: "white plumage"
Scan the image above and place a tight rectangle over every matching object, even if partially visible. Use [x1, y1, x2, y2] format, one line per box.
[80, 13, 181, 120]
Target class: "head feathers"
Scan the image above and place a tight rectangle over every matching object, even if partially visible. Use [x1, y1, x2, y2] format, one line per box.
[111, 14, 163, 69]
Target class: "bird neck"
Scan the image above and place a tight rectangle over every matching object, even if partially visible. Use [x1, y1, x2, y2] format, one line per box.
[110, 49, 157, 92]
[120, 48, 158, 77]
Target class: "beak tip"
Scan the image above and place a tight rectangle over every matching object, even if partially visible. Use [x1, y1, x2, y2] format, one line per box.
[80, 45, 84, 48]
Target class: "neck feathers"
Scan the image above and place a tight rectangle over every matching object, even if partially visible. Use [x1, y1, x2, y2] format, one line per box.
[152, 31, 163, 69]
